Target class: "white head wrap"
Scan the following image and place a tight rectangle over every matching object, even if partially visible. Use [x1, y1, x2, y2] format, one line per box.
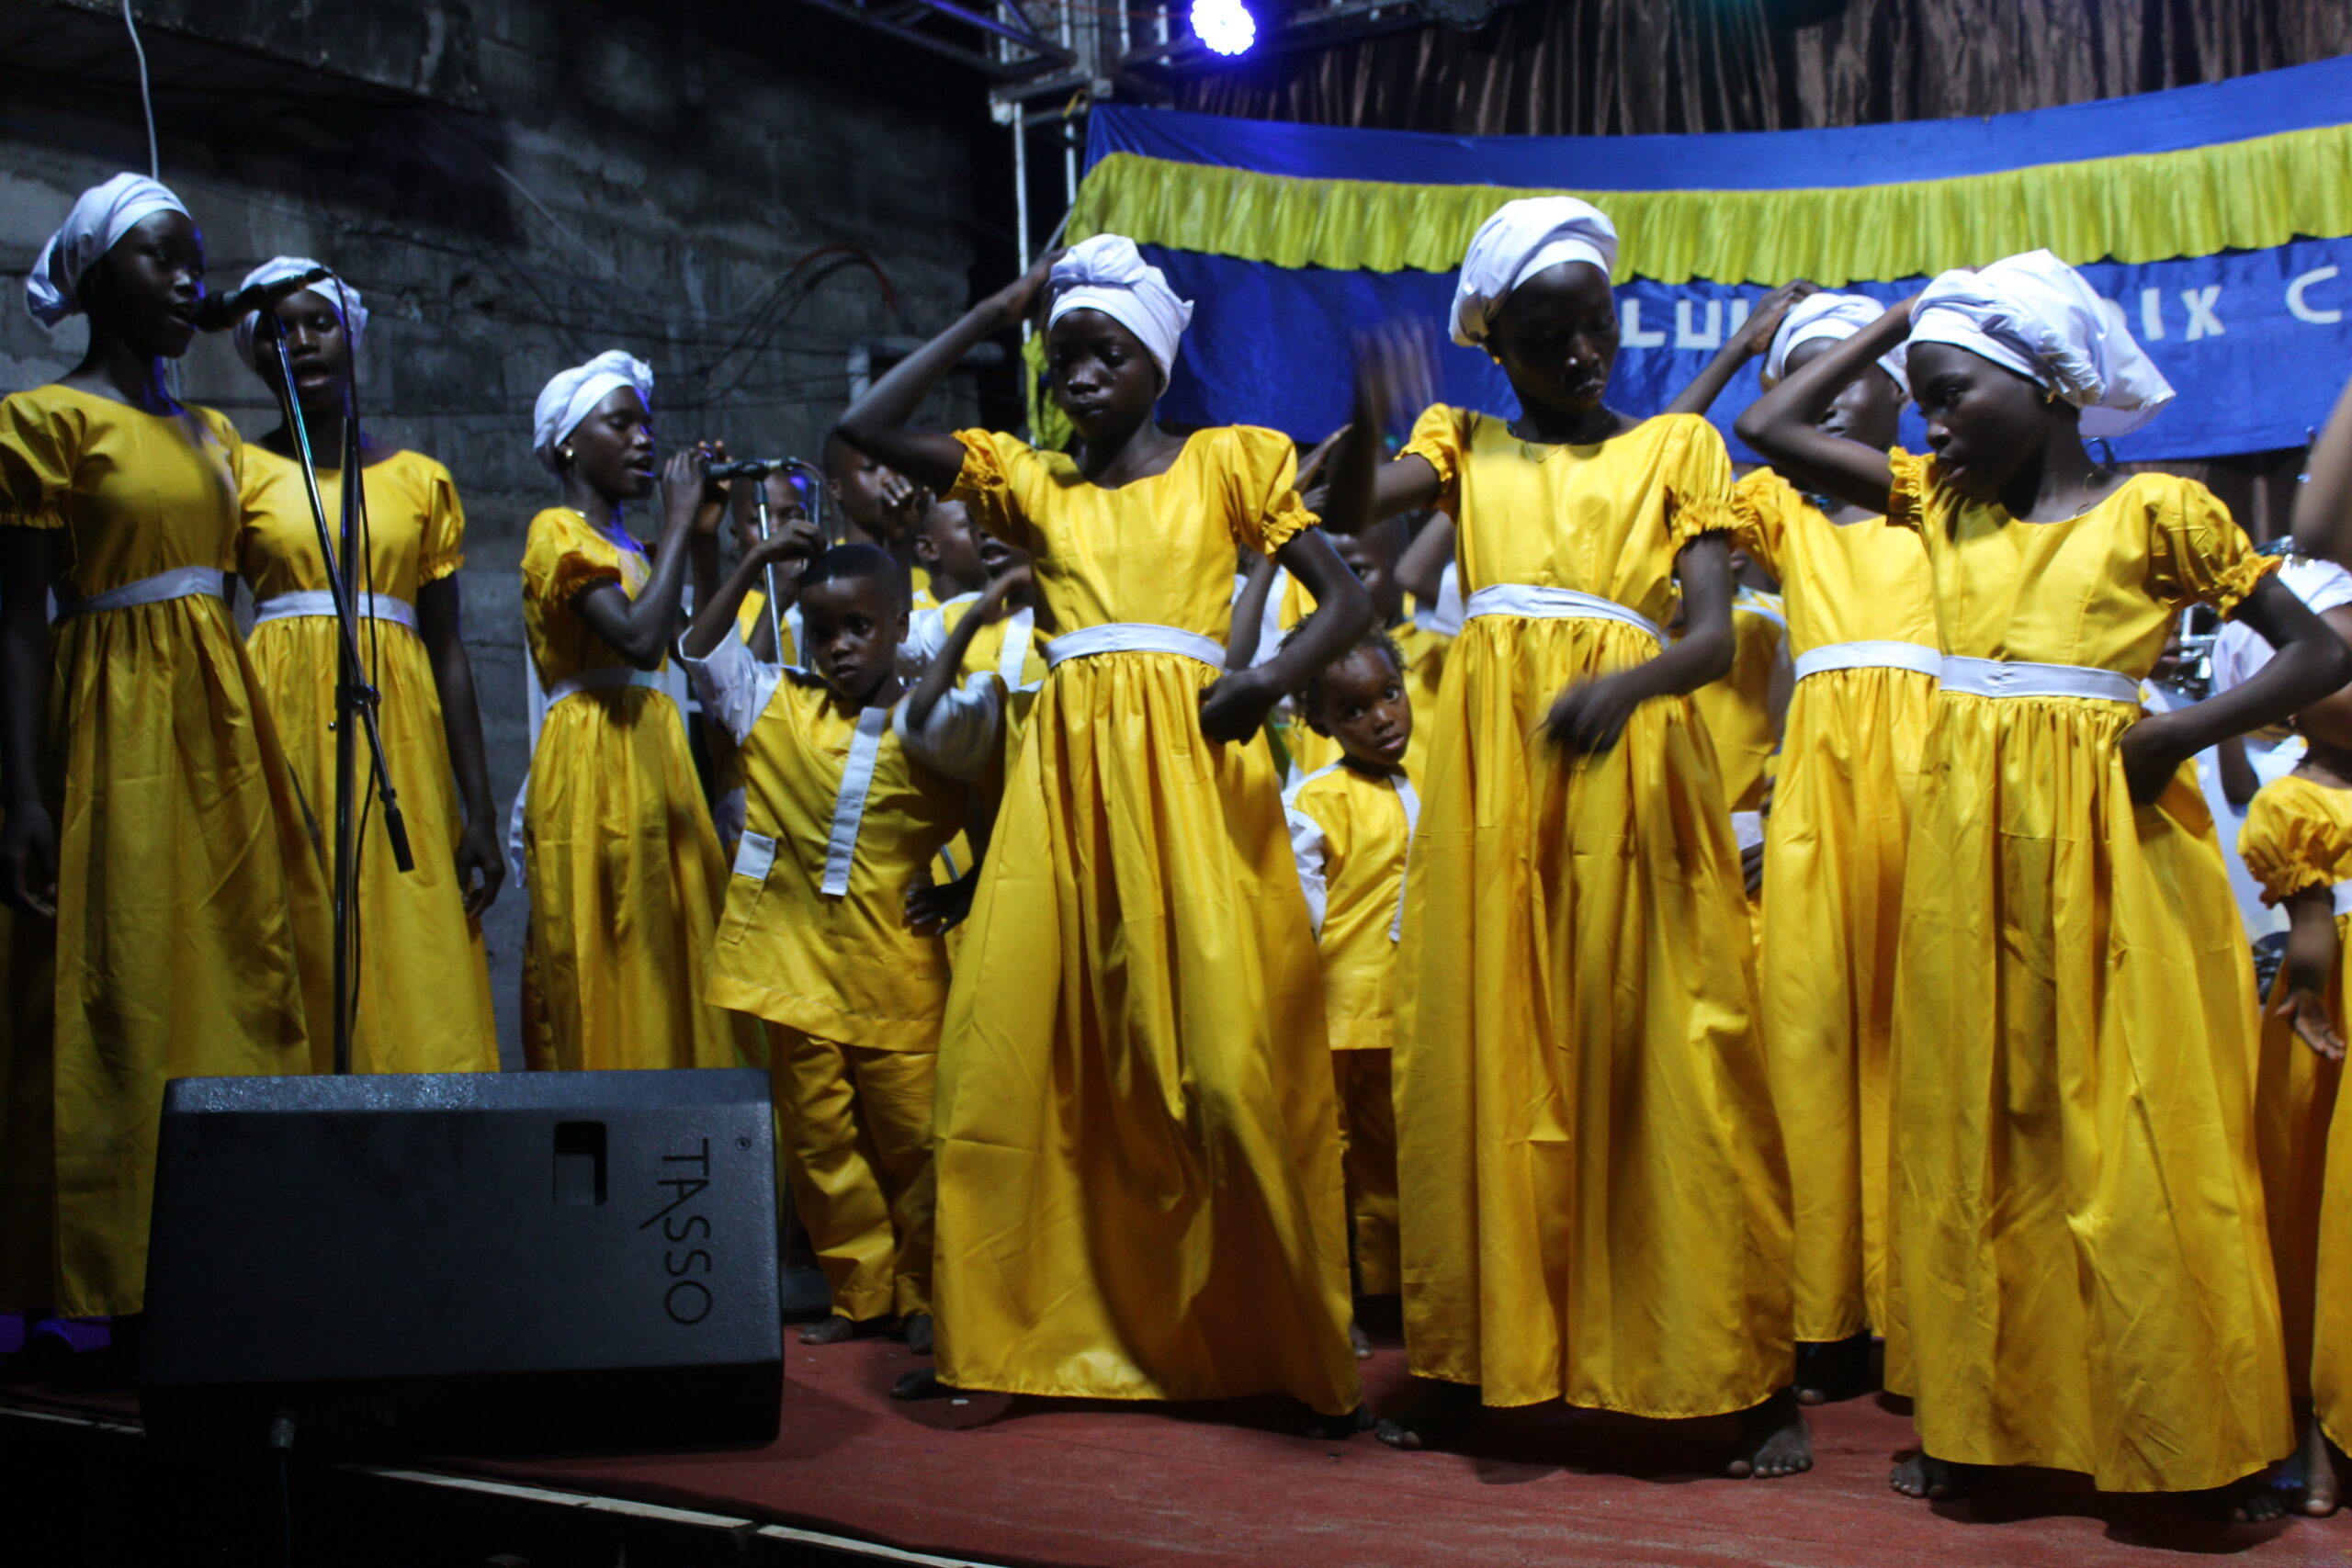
[532, 350, 653, 473]
[25, 173, 191, 328]
[1908, 250, 2173, 438]
[1047, 235, 1194, 382]
[232, 256, 368, 372]
[1762, 290, 1910, 399]
[1450, 197, 1618, 349]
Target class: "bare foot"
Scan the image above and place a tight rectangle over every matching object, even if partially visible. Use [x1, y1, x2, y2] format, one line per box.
[1374, 1379, 1483, 1450]
[1727, 1387, 1813, 1478]
[891, 1368, 949, 1401]
[1890, 1450, 1979, 1500]
[2199, 1473, 2288, 1523]
[900, 1312, 934, 1356]
[799, 1314, 883, 1345]
[1350, 1319, 1373, 1359]
[1793, 1332, 1873, 1405]
[2279, 1408, 2341, 1517]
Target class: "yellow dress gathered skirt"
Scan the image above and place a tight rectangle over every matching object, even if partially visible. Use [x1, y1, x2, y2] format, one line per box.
[0, 387, 329, 1318]
[1732, 468, 1939, 1345]
[1393, 408, 1792, 1416]
[931, 425, 1359, 1416]
[237, 447, 496, 1073]
[1883, 453, 2290, 1491]
[2236, 773, 2352, 1410]
[518, 507, 754, 1074]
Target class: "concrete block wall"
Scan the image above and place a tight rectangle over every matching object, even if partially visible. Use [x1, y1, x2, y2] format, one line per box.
[0, 0, 990, 1061]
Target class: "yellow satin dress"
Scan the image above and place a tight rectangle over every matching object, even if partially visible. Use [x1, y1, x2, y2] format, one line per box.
[1883, 454, 2290, 1491]
[2238, 773, 2352, 1411]
[933, 425, 1359, 1416]
[518, 507, 754, 1073]
[0, 387, 329, 1318]
[1394, 408, 1791, 1416]
[1285, 760, 1414, 1294]
[1733, 468, 1937, 1345]
[1687, 585, 1787, 814]
[237, 448, 496, 1073]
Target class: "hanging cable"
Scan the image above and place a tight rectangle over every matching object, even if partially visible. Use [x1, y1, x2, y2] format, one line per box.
[119, 0, 158, 179]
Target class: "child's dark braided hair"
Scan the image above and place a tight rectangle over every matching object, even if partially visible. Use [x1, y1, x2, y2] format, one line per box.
[1281, 610, 1407, 727]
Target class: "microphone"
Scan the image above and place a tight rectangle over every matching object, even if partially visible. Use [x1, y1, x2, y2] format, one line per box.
[707, 457, 804, 479]
[191, 265, 334, 333]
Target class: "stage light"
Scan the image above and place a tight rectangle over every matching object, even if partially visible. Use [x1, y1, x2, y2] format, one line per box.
[1192, 0, 1257, 55]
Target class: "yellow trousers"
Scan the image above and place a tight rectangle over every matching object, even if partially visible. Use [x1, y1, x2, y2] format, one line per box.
[1334, 1049, 1399, 1296]
[772, 1027, 935, 1321]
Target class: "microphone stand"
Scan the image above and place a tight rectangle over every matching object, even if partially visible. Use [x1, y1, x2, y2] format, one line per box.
[259, 310, 413, 1077]
[713, 457, 830, 660]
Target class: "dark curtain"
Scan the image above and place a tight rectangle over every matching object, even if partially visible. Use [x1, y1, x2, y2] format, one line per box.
[1176, 0, 2352, 135]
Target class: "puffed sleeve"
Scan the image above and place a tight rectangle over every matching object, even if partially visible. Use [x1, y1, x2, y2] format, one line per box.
[945, 429, 1042, 553]
[2238, 783, 2344, 906]
[1397, 404, 1466, 519]
[520, 508, 622, 618]
[1660, 414, 1736, 548]
[1216, 426, 1317, 558]
[1883, 447, 1939, 534]
[0, 392, 81, 530]
[1730, 468, 1798, 583]
[2145, 476, 2278, 619]
[418, 460, 466, 584]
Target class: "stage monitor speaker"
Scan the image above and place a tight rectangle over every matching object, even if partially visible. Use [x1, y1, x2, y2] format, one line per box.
[140, 1068, 781, 1455]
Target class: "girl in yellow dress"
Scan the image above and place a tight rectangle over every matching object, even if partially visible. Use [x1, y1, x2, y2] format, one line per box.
[1685, 288, 1940, 1400]
[1328, 197, 1807, 1476]
[1739, 250, 2349, 1515]
[836, 235, 1373, 1423]
[0, 175, 329, 1322]
[518, 354, 753, 1073]
[232, 258, 500, 1072]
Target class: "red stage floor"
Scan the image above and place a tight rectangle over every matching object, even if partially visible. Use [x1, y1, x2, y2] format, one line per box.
[413, 1334, 2352, 1567]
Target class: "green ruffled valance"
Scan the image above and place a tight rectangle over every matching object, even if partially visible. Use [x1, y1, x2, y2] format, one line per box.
[1068, 124, 2352, 284]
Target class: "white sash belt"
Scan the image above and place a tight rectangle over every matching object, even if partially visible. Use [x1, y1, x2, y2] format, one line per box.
[54, 565, 228, 617]
[1389, 774, 1422, 945]
[820, 706, 891, 897]
[252, 589, 418, 632]
[1464, 583, 1667, 647]
[545, 665, 670, 707]
[1793, 640, 1943, 682]
[1938, 655, 2140, 705]
[1044, 622, 1225, 670]
[2333, 879, 2352, 920]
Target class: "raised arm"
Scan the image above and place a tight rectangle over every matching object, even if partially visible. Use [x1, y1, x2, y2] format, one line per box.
[2119, 574, 2352, 803]
[575, 446, 721, 671]
[1735, 302, 1912, 515]
[906, 566, 1028, 731]
[1395, 513, 1455, 609]
[1323, 320, 1445, 540]
[2293, 371, 2352, 570]
[683, 512, 820, 660]
[1666, 281, 1817, 418]
[835, 252, 1061, 496]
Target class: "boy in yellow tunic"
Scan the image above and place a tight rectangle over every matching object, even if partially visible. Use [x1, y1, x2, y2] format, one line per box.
[1330, 198, 1806, 1476]
[1282, 620, 1417, 1347]
[0, 175, 329, 1323]
[682, 524, 1001, 1353]
[519, 355, 756, 1074]
[232, 257, 501, 1074]
[1740, 250, 2347, 1515]
[1687, 288, 1941, 1402]
[838, 235, 1374, 1424]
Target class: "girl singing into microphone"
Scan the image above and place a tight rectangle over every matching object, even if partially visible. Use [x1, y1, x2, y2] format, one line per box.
[232, 257, 502, 1073]
[0, 176, 331, 1326]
